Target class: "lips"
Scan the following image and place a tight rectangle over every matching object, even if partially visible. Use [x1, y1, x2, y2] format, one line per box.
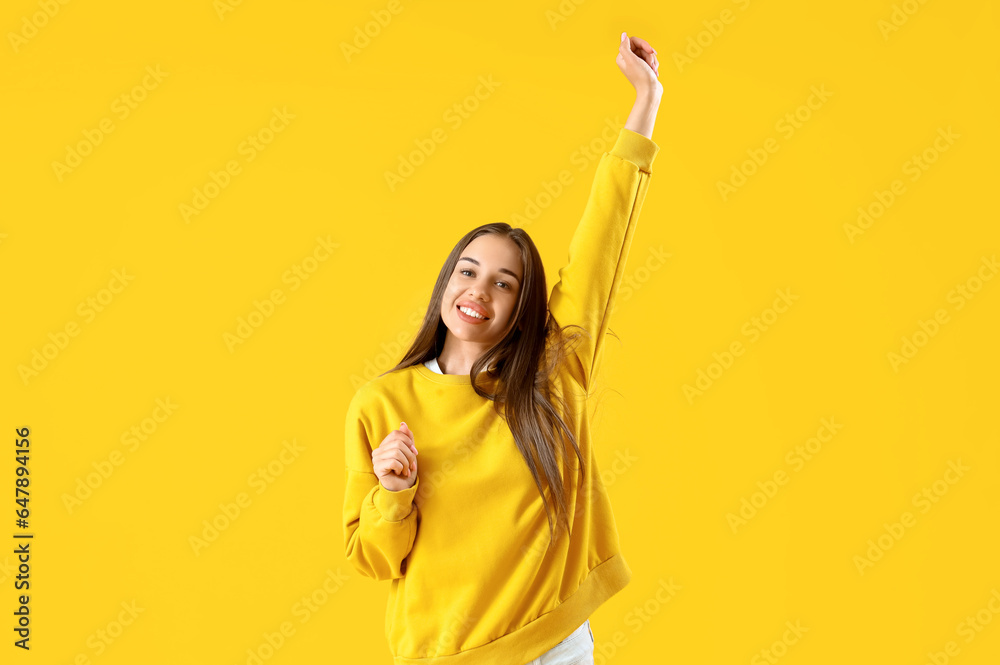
[457, 301, 489, 319]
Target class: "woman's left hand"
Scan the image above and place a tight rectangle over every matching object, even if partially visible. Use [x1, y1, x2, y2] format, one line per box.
[616, 32, 662, 99]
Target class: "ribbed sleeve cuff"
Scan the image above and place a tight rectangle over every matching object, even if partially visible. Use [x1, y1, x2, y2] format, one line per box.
[610, 127, 660, 173]
[373, 475, 419, 522]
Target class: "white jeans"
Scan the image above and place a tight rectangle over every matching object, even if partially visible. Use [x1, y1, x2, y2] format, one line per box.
[523, 619, 594, 665]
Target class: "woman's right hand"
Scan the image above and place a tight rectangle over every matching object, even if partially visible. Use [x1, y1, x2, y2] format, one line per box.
[616, 32, 662, 100]
[372, 421, 418, 492]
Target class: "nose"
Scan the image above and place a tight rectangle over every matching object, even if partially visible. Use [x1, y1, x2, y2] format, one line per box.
[468, 282, 490, 301]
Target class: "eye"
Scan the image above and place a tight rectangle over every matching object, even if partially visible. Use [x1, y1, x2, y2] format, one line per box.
[460, 268, 511, 290]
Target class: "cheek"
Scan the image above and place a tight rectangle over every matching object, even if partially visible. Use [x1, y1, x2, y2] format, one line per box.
[441, 287, 459, 315]
[500, 301, 518, 325]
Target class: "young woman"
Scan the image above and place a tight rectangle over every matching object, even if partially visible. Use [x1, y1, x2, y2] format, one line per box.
[344, 31, 662, 665]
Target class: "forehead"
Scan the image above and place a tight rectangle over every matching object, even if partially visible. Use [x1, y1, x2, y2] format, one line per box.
[464, 233, 520, 256]
[457, 234, 523, 280]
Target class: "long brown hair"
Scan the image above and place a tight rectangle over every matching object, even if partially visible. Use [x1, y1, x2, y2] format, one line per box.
[382, 222, 588, 544]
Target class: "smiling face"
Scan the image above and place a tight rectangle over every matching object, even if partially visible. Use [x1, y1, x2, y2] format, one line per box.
[440, 233, 523, 348]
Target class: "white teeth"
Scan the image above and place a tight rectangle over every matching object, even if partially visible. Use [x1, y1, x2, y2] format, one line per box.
[459, 306, 485, 319]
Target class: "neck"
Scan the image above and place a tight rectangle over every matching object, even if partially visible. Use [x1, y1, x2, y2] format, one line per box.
[437, 335, 496, 375]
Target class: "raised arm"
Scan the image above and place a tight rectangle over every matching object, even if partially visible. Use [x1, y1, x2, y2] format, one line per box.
[617, 32, 663, 138]
[546, 32, 663, 391]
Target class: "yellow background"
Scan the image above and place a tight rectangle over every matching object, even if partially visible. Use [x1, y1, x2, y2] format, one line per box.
[3, 0, 999, 663]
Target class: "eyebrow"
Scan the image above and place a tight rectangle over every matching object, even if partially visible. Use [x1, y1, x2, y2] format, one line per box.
[458, 257, 521, 283]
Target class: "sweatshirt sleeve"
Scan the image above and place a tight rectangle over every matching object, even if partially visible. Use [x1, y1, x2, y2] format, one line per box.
[342, 389, 420, 581]
[547, 126, 660, 392]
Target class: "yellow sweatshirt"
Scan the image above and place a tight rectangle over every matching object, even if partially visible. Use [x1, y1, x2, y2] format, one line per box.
[343, 127, 659, 664]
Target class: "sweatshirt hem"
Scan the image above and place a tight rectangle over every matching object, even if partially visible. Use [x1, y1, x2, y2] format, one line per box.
[391, 553, 632, 665]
